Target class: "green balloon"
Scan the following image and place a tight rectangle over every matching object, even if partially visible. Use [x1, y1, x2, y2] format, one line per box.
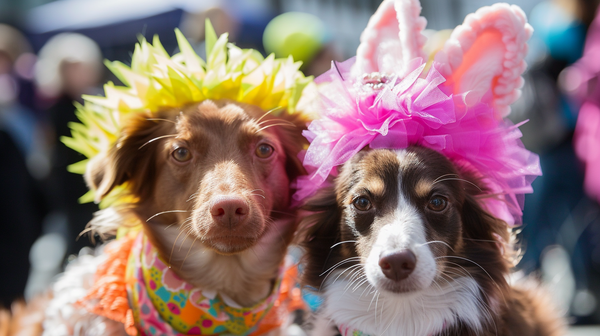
[263, 12, 327, 65]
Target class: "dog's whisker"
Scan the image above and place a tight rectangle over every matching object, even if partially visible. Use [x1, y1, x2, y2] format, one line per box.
[256, 118, 295, 129]
[169, 224, 189, 265]
[434, 256, 499, 288]
[186, 192, 198, 203]
[367, 289, 379, 312]
[172, 217, 192, 231]
[329, 264, 363, 289]
[178, 230, 191, 252]
[462, 238, 498, 243]
[319, 258, 363, 290]
[138, 134, 177, 149]
[375, 292, 381, 324]
[432, 173, 458, 183]
[343, 268, 365, 292]
[254, 106, 283, 124]
[147, 210, 189, 222]
[146, 118, 176, 124]
[359, 280, 375, 299]
[433, 177, 482, 191]
[255, 122, 297, 134]
[330, 240, 358, 249]
[417, 240, 454, 252]
[163, 222, 178, 230]
[352, 277, 369, 292]
[343, 273, 366, 295]
[319, 257, 362, 277]
[179, 237, 197, 271]
[321, 264, 359, 291]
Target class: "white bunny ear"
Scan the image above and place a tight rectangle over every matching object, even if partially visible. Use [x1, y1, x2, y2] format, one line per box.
[435, 3, 533, 117]
[352, 0, 427, 78]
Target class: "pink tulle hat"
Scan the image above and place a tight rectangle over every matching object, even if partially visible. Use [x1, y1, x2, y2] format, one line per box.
[294, 0, 542, 225]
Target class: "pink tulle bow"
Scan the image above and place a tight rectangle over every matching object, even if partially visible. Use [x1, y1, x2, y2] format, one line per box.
[294, 57, 541, 226]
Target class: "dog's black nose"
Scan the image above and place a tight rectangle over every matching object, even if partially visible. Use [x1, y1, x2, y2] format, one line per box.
[379, 250, 417, 281]
[210, 195, 249, 228]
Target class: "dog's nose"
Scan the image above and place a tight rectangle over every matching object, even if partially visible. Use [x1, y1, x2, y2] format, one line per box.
[210, 195, 249, 228]
[379, 250, 417, 281]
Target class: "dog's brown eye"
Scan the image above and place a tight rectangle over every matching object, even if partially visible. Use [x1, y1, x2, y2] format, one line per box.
[353, 196, 372, 211]
[172, 147, 191, 162]
[428, 196, 448, 211]
[255, 144, 274, 158]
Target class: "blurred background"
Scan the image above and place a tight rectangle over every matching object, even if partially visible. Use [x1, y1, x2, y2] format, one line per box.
[0, 0, 599, 334]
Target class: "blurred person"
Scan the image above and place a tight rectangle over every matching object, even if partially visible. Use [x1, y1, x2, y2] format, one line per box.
[35, 33, 103, 256]
[563, 5, 600, 206]
[510, 0, 600, 324]
[0, 24, 47, 307]
[263, 11, 341, 77]
[560, 4, 600, 324]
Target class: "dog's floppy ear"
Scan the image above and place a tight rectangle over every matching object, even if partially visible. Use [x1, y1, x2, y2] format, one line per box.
[300, 151, 368, 289]
[273, 111, 310, 194]
[84, 112, 169, 203]
[300, 186, 342, 289]
[434, 3, 532, 117]
[460, 192, 513, 299]
[461, 194, 510, 247]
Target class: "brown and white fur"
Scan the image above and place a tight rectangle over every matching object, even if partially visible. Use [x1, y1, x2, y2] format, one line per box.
[301, 147, 565, 336]
[15, 99, 308, 336]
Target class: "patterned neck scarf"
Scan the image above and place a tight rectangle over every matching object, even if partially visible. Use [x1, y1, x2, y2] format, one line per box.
[126, 233, 284, 336]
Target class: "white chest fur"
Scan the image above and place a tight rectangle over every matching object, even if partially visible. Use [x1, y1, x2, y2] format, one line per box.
[316, 274, 486, 336]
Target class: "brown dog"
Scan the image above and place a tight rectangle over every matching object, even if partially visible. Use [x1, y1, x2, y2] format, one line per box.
[13, 99, 307, 336]
[86, 99, 306, 307]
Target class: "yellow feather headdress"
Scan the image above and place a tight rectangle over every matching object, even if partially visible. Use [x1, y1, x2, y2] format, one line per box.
[62, 22, 313, 206]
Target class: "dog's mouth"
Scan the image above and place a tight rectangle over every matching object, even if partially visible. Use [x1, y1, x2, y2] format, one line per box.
[375, 278, 425, 294]
[192, 215, 267, 255]
[204, 234, 260, 255]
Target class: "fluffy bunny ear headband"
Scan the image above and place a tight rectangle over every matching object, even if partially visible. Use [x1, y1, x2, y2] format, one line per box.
[295, 0, 541, 226]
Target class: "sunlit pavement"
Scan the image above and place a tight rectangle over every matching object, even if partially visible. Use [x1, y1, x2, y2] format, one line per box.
[568, 326, 600, 335]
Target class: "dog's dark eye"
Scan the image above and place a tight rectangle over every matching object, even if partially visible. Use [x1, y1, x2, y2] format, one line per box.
[353, 196, 372, 211]
[172, 147, 191, 162]
[255, 144, 274, 158]
[428, 196, 448, 212]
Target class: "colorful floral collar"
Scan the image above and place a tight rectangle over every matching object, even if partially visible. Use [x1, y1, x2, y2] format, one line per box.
[127, 233, 282, 336]
[78, 232, 304, 336]
[338, 321, 447, 336]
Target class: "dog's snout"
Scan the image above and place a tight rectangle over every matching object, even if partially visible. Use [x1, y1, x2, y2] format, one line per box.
[379, 250, 417, 281]
[210, 195, 249, 228]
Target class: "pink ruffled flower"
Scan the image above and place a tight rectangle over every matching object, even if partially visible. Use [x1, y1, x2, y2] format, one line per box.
[294, 57, 541, 225]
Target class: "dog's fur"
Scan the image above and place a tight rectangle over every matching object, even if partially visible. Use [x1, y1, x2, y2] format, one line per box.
[86, 99, 307, 307]
[301, 147, 565, 336]
[8, 99, 308, 335]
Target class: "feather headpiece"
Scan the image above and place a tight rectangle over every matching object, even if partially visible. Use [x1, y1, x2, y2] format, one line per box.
[295, 0, 541, 225]
[62, 21, 313, 206]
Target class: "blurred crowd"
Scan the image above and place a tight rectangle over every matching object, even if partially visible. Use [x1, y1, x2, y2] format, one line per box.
[0, 0, 599, 327]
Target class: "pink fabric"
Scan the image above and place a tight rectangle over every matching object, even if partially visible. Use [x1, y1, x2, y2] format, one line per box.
[572, 7, 600, 204]
[293, 57, 541, 225]
[575, 103, 600, 204]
